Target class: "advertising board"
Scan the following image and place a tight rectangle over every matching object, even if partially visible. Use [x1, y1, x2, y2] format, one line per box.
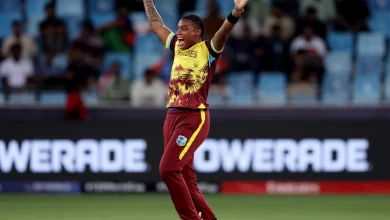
[0, 120, 388, 182]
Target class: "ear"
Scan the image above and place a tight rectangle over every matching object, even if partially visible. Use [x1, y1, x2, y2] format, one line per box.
[195, 29, 201, 36]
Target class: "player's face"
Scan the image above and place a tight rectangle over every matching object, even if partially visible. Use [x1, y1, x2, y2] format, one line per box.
[303, 27, 314, 39]
[176, 19, 201, 50]
[46, 7, 55, 17]
[13, 24, 22, 36]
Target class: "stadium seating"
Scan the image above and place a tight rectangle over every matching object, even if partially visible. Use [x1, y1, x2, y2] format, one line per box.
[0, 13, 22, 38]
[7, 92, 36, 105]
[228, 72, 254, 93]
[258, 72, 287, 105]
[384, 76, 390, 102]
[356, 55, 383, 76]
[194, 0, 235, 18]
[322, 75, 350, 105]
[352, 74, 381, 104]
[0, 0, 389, 107]
[135, 34, 163, 54]
[27, 15, 45, 37]
[0, 93, 4, 105]
[130, 12, 148, 23]
[227, 72, 255, 105]
[327, 32, 354, 53]
[325, 52, 352, 75]
[133, 53, 162, 79]
[39, 92, 99, 106]
[53, 53, 68, 72]
[386, 57, 390, 76]
[368, 0, 390, 10]
[357, 33, 385, 57]
[39, 91, 67, 105]
[56, 0, 85, 19]
[89, 0, 114, 14]
[55, 0, 84, 39]
[290, 94, 319, 106]
[216, 0, 235, 15]
[129, 12, 151, 34]
[0, 0, 20, 13]
[62, 16, 83, 40]
[82, 92, 99, 106]
[369, 11, 390, 37]
[25, 0, 51, 17]
[90, 13, 116, 28]
[103, 52, 132, 78]
[154, 0, 178, 31]
[207, 92, 226, 106]
[195, 0, 207, 19]
[228, 94, 256, 105]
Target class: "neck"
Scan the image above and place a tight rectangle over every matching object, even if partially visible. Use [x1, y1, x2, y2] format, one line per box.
[145, 78, 153, 84]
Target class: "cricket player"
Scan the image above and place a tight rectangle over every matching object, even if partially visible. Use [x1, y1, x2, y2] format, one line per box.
[143, 0, 248, 219]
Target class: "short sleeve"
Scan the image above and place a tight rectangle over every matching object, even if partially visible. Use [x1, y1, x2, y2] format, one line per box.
[205, 40, 222, 59]
[290, 38, 300, 55]
[316, 39, 327, 57]
[165, 33, 177, 51]
[0, 61, 7, 76]
[25, 60, 34, 76]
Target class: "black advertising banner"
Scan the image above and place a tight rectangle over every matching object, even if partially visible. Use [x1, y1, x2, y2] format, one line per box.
[80, 181, 220, 194]
[0, 119, 389, 181]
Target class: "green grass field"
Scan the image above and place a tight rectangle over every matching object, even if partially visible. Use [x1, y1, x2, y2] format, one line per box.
[0, 194, 389, 220]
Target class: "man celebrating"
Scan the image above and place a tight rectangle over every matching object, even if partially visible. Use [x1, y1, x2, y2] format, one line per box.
[143, 0, 248, 219]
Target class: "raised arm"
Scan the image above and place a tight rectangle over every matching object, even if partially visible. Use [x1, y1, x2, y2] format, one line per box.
[211, 0, 248, 52]
[143, 0, 173, 44]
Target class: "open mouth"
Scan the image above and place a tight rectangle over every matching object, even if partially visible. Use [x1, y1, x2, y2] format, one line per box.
[178, 38, 184, 47]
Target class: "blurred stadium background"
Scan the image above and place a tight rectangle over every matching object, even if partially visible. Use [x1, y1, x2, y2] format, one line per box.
[0, 0, 390, 219]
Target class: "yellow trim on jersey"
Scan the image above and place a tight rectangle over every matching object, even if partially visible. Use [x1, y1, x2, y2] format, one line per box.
[198, 104, 206, 109]
[179, 110, 206, 160]
[166, 33, 175, 49]
[211, 40, 224, 53]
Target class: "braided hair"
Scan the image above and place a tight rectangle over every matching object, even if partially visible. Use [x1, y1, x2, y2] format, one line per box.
[181, 14, 205, 38]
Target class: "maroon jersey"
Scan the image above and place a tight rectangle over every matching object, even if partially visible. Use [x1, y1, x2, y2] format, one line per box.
[165, 33, 222, 109]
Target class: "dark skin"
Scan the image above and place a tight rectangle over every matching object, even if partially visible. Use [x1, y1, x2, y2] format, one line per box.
[175, 19, 202, 50]
[143, 0, 247, 51]
[13, 24, 22, 37]
[303, 26, 314, 40]
[46, 6, 55, 18]
[11, 47, 21, 61]
[145, 73, 153, 84]
[40, 6, 65, 36]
